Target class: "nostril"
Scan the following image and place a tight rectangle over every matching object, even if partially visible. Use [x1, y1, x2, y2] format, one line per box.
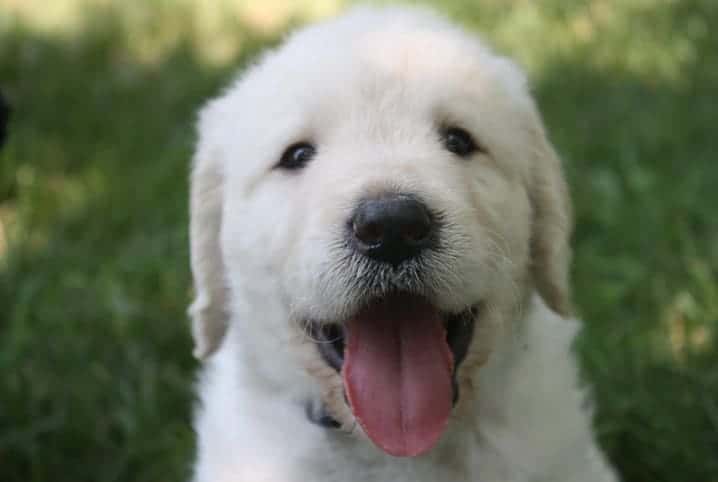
[353, 218, 384, 247]
[401, 212, 432, 245]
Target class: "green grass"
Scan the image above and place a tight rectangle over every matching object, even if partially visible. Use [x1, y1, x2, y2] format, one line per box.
[1, 1, 716, 481]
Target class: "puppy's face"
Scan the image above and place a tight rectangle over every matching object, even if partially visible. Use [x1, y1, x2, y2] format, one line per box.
[190, 8, 571, 458]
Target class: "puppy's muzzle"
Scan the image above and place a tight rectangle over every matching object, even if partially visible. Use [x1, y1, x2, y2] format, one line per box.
[350, 193, 436, 266]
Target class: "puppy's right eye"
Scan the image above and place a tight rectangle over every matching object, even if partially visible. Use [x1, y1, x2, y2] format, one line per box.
[277, 142, 316, 170]
[442, 127, 481, 158]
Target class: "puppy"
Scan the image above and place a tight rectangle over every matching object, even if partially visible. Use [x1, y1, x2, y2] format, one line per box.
[188, 6, 617, 482]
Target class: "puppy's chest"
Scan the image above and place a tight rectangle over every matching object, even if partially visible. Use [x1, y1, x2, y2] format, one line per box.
[294, 431, 476, 482]
[298, 456, 470, 482]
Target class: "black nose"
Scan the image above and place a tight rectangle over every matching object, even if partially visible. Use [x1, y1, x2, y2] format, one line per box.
[350, 194, 434, 265]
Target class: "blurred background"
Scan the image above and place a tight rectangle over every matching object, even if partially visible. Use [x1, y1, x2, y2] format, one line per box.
[1, 0, 716, 480]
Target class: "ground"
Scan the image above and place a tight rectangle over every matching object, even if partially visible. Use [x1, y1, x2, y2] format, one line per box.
[0, 1, 716, 481]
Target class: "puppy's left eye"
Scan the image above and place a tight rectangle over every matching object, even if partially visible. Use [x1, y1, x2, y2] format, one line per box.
[442, 127, 482, 157]
[277, 142, 316, 170]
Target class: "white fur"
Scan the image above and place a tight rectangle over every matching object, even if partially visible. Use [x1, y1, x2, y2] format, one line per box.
[188, 6, 617, 482]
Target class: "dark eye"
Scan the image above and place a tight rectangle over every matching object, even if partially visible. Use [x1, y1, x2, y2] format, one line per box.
[442, 127, 481, 157]
[277, 142, 316, 170]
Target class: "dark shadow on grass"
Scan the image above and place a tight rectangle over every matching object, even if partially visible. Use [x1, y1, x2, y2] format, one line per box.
[533, 2, 718, 481]
[0, 7, 280, 482]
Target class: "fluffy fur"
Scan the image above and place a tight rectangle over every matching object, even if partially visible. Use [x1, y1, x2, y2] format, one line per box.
[188, 6, 617, 482]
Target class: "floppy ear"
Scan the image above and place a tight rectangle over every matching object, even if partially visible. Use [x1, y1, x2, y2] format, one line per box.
[188, 137, 229, 359]
[527, 115, 574, 317]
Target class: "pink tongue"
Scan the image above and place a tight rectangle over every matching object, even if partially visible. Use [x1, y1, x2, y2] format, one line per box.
[343, 296, 454, 457]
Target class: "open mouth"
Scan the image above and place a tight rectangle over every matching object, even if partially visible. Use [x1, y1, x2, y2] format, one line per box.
[306, 294, 478, 457]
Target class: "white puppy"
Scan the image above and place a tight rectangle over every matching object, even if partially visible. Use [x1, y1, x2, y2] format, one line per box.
[188, 6, 617, 482]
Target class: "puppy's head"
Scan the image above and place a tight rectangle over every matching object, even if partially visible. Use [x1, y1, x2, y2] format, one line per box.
[189, 7, 571, 457]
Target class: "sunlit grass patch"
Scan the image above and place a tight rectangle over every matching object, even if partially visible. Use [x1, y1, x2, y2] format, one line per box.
[2, 0, 344, 66]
